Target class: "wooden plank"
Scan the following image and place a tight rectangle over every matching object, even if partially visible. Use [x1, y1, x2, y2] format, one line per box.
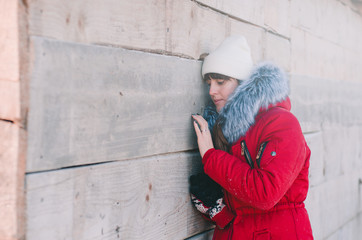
[289, 74, 362, 133]
[291, 0, 362, 49]
[304, 132, 324, 187]
[195, 0, 265, 27]
[27, 37, 209, 172]
[195, 0, 291, 38]
[26, 152, 212, 240]
[321, 123, 362, 181]
[0, 2, 27, 240]
[28, 0, 167, 52]
[264, 0, 291, 37]
[0, 121, 22, 240]
[324, 214, 362, 240]
[172, 0, 266, 63]
[290, 0, 362, 82]
[290, 27, 343, 82]
[185, 229, 214, 240]
[0, 0, 19, 82]
[28, 0, 268, 61]
[0, 80, 20, 121]
[264, 32, 291, 71]
[305, 169, 362, 240]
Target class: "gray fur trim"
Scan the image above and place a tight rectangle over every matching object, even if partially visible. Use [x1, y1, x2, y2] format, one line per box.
[203, 62, 289, 144]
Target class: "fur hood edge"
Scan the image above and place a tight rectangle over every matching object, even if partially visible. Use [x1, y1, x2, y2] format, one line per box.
[203, 62, 290, 144]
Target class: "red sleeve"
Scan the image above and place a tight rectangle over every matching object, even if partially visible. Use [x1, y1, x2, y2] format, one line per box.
[198, 204, 235, 229]
[202, 112, 307, 210]
[211, 206, 235, 229]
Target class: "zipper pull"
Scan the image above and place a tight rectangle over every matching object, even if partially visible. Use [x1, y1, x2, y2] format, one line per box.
[241, 140, 254, 169]
[256, 142, 268, 168]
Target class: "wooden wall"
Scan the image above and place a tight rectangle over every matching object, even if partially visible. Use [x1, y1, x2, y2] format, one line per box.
[1, 0, 361, 239]
[0, 1, 27, 239]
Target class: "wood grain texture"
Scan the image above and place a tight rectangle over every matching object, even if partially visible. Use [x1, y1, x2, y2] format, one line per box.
[0, 0, 19, 82]
[303, 132, 324, 188]
[29, 0, 167, 51]
[195, 0, 265, 27]
[290, 0, 362, 83]
[0, 1, 27, 240]
[290, 27, 362, 83]
[26, 152, 212, 240]
[264, 0, 291, 37]
[264, 31, 290, 71]
[196, 0, 291, 37]
[289, 74, 362, 133]
[0, 121, 26, 240]
[0, 80, 20, 121]
[0, 0, 21, 122]
[305, 169, 362, 240]
[0, 121, 19, 239]
[185, 229, 214, 240]
[28, 0, 289, 64]
[27, 37, 208, 172]
[291, 0, 362, 50]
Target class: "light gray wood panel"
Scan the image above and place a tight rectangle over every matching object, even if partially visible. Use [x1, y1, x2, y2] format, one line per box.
[290, 27, 362, 83]
[28, 0, 270, 61]
[27, 37, 208, 172]
[26, 152, 213, 240]
[28, 0, 168, 52]
[195, 0, 265, 27]
[0, 121, 19, 238]
[0, 80, 20, 121]
[0, 0, 19, 82]
[305, 169, 362, 240]
[185, 230, 214, 240]
[290, 74, 362, 133]
[291, 0, 362, 51]
[196, 0, 291, 37]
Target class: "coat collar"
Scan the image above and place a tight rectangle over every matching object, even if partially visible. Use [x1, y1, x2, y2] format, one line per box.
[203, 62, 290, 144]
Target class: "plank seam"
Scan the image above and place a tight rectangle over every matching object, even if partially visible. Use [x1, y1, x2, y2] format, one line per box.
[30, 34, 199, 60]
[191, 0, 290, 41]
[184, 228, 215, 240]
[0, 118, 15, 124]
[323, 212, 362, 240]
[94, 42, 197, 60]
[26, 149, 201, 175]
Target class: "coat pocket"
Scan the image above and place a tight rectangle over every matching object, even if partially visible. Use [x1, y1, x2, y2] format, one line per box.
[257, 140, 278, 168]
[253, 229, 271, 240]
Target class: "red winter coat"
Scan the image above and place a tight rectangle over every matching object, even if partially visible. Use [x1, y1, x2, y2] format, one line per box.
[201, 63, 313, 240]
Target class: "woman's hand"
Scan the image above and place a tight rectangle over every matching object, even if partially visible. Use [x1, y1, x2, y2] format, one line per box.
[192, 115, 214, 158]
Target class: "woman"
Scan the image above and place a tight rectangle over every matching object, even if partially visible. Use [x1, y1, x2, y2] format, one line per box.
[190, 36, 313, 239]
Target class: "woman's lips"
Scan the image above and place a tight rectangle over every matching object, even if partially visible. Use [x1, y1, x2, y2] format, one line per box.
[213, 99, 223, 105]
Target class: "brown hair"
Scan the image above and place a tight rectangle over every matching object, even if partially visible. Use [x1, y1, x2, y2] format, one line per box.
[212, 121, 231, 152]
[203, 72, 231, 81]
[203, 73, 236, 152]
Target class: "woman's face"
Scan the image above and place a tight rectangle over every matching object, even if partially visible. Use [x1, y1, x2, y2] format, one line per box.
[206, 77, 239, 112]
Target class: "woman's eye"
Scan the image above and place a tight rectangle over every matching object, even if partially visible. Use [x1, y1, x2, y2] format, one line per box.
[217, 80, 225, 85]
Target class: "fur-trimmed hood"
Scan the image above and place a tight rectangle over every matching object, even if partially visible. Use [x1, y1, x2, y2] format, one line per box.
[203, 62, 290, 144]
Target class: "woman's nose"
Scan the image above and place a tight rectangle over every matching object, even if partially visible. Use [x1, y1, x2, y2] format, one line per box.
[209, 83, 217, 96]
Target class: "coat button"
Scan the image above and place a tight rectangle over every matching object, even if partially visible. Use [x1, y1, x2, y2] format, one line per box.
[271, 151, 276, 156]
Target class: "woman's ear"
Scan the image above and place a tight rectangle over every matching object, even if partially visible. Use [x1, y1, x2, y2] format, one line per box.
[199, 53, 209, 60]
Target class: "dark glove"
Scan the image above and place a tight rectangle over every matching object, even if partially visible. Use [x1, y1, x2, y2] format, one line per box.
[189, 172, 223, 207]
[189, 173, 235, 228]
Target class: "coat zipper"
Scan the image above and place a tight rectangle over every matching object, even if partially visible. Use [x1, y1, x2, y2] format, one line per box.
[256, 142, 268, 168]
[241, 140, 254, 168]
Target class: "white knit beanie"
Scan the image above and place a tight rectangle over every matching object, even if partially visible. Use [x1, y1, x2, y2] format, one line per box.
[202, 35, 253, 80]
